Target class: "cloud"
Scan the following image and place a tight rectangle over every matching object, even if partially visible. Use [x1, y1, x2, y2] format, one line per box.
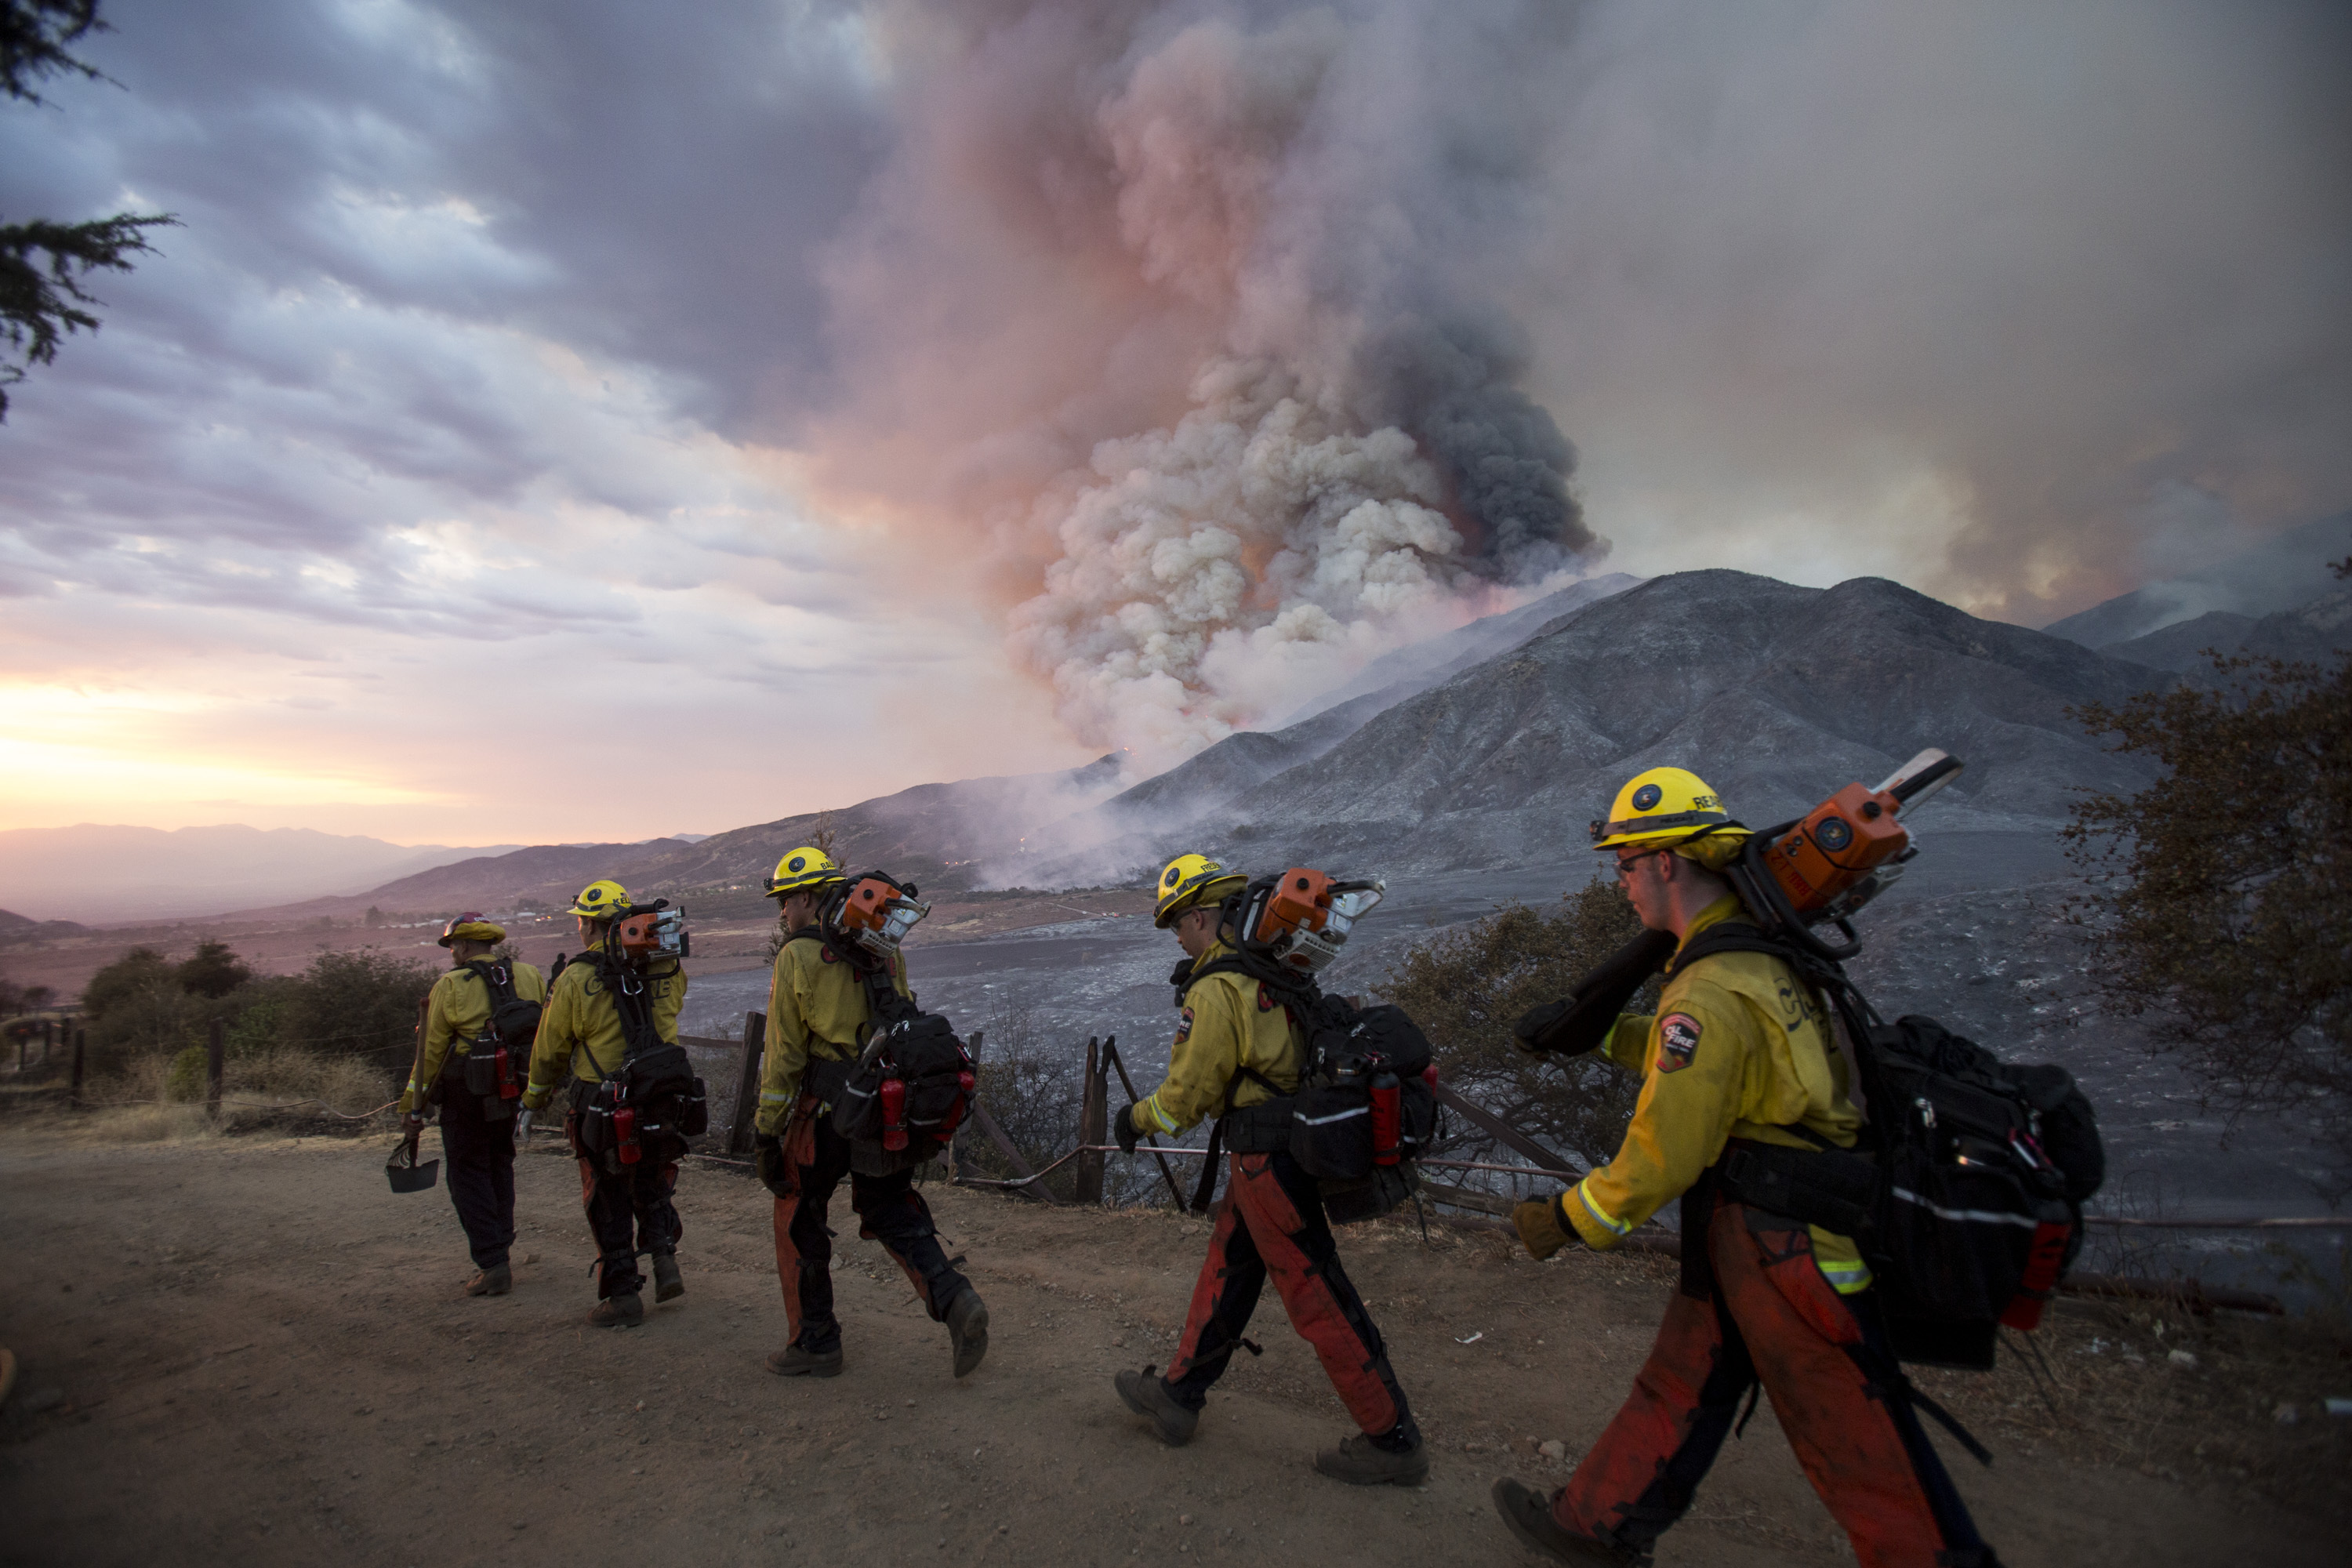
[1, 0, 2345, 848]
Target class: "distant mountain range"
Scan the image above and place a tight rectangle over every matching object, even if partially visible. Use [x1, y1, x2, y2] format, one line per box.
[13, 514, 2347, 927]
[2041, 511, 2350, 648]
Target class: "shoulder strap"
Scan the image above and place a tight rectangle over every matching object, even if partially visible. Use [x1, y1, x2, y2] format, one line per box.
[1668, 920, 1889, 1149]
[586, 950, 662, 1064]
[463, 959, 517, 1007]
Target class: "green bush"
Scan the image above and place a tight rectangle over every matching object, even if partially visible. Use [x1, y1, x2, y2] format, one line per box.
[1380, 878, 1655, 1172]
[270, 948, 437, 1069]
[164, 1045, 209, 1102]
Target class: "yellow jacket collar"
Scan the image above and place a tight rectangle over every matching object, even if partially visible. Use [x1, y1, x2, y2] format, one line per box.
[1673, 895, 1748, 956]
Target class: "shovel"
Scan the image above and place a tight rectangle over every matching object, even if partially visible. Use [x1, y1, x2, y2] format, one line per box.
[386, 1128, 439, 1194]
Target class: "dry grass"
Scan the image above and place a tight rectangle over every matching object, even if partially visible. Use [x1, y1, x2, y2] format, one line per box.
[43, 1044, 398, 1138]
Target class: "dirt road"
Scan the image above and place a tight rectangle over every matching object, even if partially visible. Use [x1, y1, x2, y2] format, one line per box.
[0, 1123, 2340, 1568]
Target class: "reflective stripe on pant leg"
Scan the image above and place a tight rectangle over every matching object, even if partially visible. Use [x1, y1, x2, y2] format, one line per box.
[1554, 1285, 1740, 1549]
[1233, 1152, 1411, 1438]
[851, 1169, 967, 1321]
[1719, 1202, 1993, 1568]
[1165, 1155, 1267, 1409]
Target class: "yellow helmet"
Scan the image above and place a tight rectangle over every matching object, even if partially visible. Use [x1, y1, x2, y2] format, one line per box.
[765, 846, 848, 901]
[1591, 768, 1740, 851]
[568, 878, 630, 919]
[437, 912, 506, 949]
[1153, 852, 1248, 929]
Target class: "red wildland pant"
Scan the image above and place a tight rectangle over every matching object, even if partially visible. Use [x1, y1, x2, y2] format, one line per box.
[1163, 1150, 1416, 1441]
[1555, 1196, 1997, 1568]
[770, 1098, 968, 1352]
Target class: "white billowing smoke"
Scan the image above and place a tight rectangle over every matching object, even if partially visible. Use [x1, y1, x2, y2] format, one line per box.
[820, 2, 1598, 775]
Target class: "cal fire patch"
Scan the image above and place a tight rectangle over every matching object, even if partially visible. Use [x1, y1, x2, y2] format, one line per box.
[1656, 1013, 1702, 1073]
[1174, 1006, 1195, 1045]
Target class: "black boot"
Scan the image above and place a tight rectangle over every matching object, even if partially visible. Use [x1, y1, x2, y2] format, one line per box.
[946, 1287, 989, 1379]
[590, 1292, 644, 1328]
[652, 1251, 684, 1303]
[1490, 1479, 1650, 1566]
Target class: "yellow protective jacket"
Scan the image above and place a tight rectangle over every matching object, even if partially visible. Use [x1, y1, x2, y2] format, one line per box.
[399, 958, 547, 1112]
[753, 934, 911, 1136]
[1133, 942, 1305, 1137]
[1564, 897, 1871, 1293]
[521, 944, 687, 1109]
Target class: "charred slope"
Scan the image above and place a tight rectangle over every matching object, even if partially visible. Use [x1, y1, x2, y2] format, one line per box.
[2100, 588, 2352, 674]
[1036, 571, 2177, 880]
[624, 753, 1124, 895]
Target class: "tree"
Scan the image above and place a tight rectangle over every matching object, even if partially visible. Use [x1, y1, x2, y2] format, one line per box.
[176, 938, 252, 999]
[1380, 879, 1655, 1171]
[1, 0, 174, 421]
[2063, 561, 2352, 1196]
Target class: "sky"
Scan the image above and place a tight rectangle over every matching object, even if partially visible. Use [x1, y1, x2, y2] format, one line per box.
[2, 0, 2346, 848]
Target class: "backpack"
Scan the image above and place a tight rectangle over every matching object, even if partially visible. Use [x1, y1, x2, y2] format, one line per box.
[1668, 922, 2105, 1370]
[572, 951, 706, 1172]
[1179, 954, 1442, 1223]
[808, 936, 974, 1170]
[455, 960, 539, 1120]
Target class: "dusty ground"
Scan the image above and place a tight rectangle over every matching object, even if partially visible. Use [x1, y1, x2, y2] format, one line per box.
[0, 1119, 2346, 1568]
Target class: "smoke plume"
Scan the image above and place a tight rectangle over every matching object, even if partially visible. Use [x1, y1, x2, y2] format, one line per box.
[818, 2, 1595, 771]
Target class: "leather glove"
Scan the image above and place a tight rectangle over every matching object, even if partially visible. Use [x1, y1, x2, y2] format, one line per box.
[1513, 1194, 1577, 1261]
[1112, 1103, 1141, 1156]
[514, 1108, 535, 1142]
[754, 1134, 794, 1200]
[1511, 998, 1573, 1054]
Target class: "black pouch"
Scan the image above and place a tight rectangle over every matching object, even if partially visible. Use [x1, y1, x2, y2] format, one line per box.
[462, 1046, 498, 1098]
[676, 1078, 709, 1137]
[622, 1043, 694, 1101]
[1719, 1141, 1878, 1237]
[1321, 1163, 1415, 1225]
[1289, 1083, 1373, 1180]
[1220, 1098, 1294, 1155]
[575, 1082, 617, 1160]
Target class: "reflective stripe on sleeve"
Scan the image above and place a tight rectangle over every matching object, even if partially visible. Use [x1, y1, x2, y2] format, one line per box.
[1574, 1179, 1632, 1239]
[1137, 1093, 1181, 1135]
[1815, 1258, 1873, 1295]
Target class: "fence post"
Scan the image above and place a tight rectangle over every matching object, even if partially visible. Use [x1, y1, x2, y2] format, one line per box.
[42, 1017, 53, 1065]
[1074, 1037, 1106, 1205]
[727, 1011, 766, 1156]
[71, 1026, 85, 1109]
[206, 1017, 225, 1116]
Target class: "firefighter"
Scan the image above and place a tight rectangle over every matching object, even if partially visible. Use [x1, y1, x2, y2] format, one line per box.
[397, 913, 544, 1297]
[1109, 854, 1426, 1486]
[750, 848, 987, 1381]
[517, 878, 689, 1328]
[1493, 768, 1998, 1568]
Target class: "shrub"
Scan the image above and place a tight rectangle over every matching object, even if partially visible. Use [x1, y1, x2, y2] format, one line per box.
[270, 948, 437, 1070]
[1380, 877, 1655, 1174]
[176, 938, 252, 999]
[165, 1045, 209, 1102]
[964, 985, 1084, 1200]
[2066, 633, 2352, 1197]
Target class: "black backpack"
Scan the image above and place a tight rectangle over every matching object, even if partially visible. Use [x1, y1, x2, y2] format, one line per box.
[1178, 955, 1441, 1222]
[455, 960, 538, 1119]
[464, 959, 543, 1050]
[572, 952, 706, 1171]
[1668, 923, 2105, 1370]
[807, 938, 974, 1166]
